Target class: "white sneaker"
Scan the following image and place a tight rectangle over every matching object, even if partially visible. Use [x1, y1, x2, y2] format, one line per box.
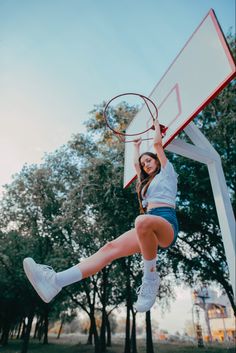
[23, 257, 61, 303]
[134, 273, 160, 312]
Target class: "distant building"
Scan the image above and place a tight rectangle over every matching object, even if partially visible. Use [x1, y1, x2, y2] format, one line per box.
[207, 293, 235, 342]
[193, 287, 235, 342]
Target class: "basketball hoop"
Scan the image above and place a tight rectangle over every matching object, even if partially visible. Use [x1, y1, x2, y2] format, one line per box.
[103, 92, 166, 143]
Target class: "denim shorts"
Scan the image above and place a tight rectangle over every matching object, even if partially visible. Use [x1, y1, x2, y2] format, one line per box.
[145, 207, 179, 249]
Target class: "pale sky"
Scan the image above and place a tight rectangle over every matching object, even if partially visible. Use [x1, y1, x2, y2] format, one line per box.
[0, 0, 235, 334]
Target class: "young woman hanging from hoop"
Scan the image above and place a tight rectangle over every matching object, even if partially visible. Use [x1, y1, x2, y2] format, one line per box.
[23, 119, 179, 312]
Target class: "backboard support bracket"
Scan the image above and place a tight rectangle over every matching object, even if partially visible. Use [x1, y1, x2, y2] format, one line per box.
[166, 122, 236, 300]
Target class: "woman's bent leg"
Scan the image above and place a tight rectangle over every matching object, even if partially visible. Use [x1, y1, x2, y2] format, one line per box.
[135, 215, 174, 260]
[133, 215, 174, 312]
[78, 228, 141, 278]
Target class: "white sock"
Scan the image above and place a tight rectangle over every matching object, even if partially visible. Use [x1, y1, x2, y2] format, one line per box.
[142, 257, 157, 280]
[55, 265, 83, 288]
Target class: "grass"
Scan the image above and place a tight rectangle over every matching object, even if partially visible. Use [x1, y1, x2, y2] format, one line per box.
[0, 335, 235, 353]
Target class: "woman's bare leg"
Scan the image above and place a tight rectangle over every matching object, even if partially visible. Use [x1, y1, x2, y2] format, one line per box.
[78, 229, 141, 278]
[135, 215, 174, 260]
[79, 215, 174, 277]
[23, 215, 175, 306]
[133, 215, 175, 312]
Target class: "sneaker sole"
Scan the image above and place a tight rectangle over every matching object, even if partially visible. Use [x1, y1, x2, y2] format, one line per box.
[134, 298, 156, 312]
[23, 258, 50, 303]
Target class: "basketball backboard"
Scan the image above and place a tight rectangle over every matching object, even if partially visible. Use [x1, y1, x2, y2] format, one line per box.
[124, 9, 236, 188]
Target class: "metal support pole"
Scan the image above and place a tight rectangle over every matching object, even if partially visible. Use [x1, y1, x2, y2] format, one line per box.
[166, 122, 236, 300]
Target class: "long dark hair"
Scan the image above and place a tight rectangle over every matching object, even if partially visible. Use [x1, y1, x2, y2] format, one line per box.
[136, 152, 161, 213]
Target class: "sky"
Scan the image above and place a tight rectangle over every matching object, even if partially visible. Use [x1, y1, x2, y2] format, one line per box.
[0, 0, 235, 334]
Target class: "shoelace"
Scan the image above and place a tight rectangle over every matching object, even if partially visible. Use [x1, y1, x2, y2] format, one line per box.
[136, 280, 158, 297]
[39, 264, 55, 280]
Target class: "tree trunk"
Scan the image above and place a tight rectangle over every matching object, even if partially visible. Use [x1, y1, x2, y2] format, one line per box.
[124, 263, 132, 353]
[20, 319, 27, 340]
[124, 304, 131, 353]
[83, 281, 101, 352]
[100, 269, 108, 352]
[91, 314, 101, 353]
[57, 320, 64, 339]
[106, 315, 111, 347]
[10, 325, 16, 338]
[0, 321, 10, 346]
[100, 312, 106, 352]
[146, 311, 154, 353]
[37, 318, 44, 341]
[131, 307, 138, 353]
[87, 324, 93, 345]
[16, 320, 23, 339]
[21, 310, 34, 353]
[33, 317, 39, 339]
[43, 306, 49, 345]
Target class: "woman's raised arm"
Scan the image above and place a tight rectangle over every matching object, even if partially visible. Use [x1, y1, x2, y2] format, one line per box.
[133, 138, 142, 176]
[153, 119, 168, 168]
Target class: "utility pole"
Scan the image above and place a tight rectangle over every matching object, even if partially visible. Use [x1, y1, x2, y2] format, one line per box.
[193, 304, 204, 348]
[197, 286, 213, 343]
[193, 285, 213, 343]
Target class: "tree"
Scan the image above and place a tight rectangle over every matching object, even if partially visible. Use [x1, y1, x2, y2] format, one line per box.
[0, 145, 86, 352]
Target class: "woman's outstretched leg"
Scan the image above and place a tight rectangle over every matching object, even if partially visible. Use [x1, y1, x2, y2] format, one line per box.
[23, 229, 140, 303]
[77, 228, 140, 277]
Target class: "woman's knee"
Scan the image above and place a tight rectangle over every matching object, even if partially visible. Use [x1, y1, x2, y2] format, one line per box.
[135, 215, 151, 236]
